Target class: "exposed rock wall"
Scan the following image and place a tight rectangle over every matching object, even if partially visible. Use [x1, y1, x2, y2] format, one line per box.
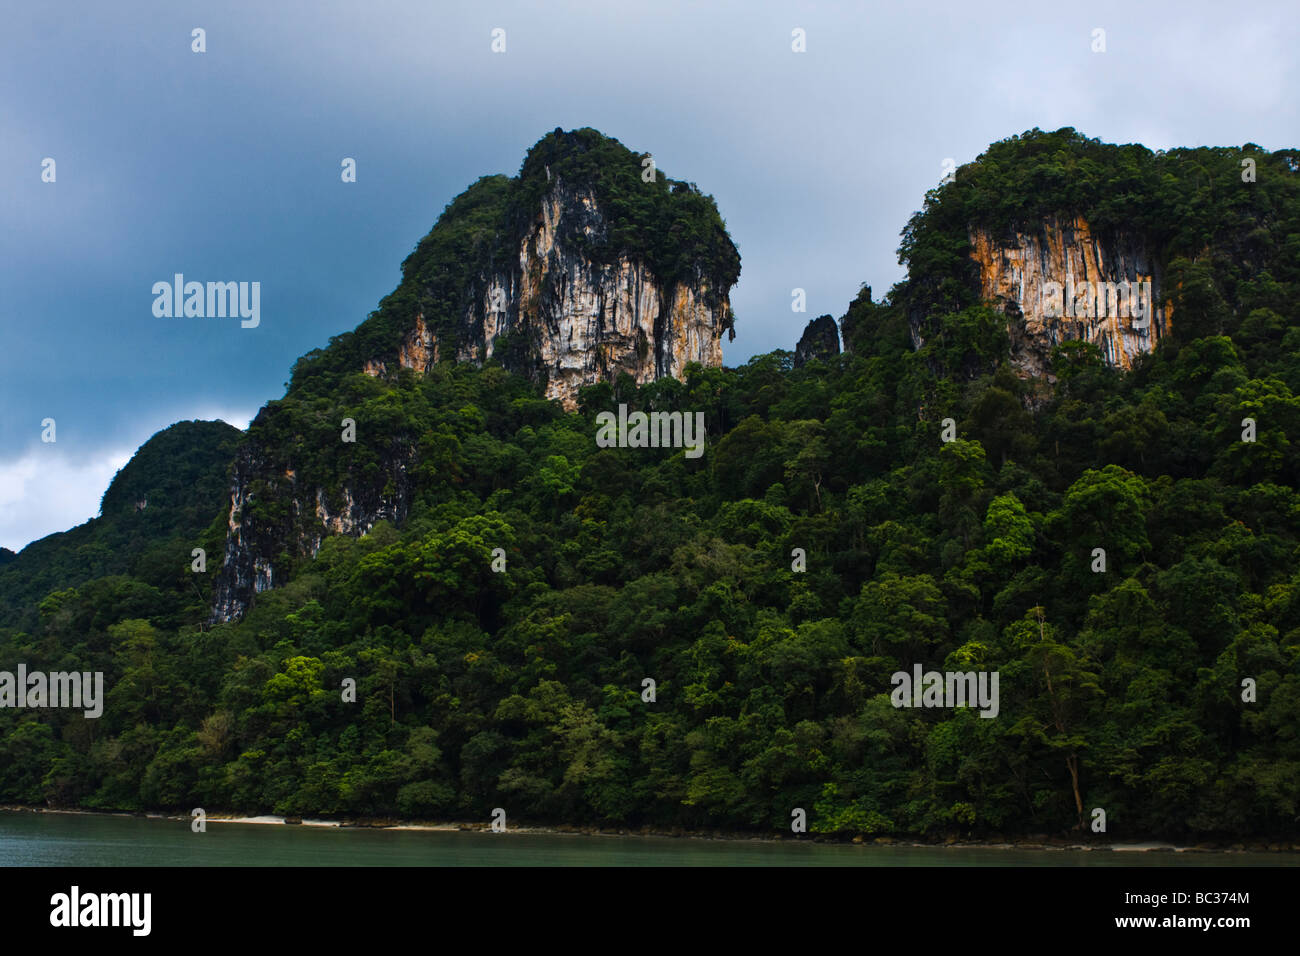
[967, 215, 1171, 378]
[364, 179, 730, 409]
[211, 433, 415, 623]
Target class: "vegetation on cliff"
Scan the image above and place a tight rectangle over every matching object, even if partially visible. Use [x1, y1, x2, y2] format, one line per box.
[896, 127, 1300, 352]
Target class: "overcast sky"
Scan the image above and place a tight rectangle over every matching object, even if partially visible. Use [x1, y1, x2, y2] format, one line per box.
[2, 0, 1296, 552]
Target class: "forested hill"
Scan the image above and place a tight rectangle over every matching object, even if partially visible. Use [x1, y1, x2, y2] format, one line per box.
[893, 127, 1300, 334]
[869, 128, 1300, 392]
[1, 129, 1297, 842]
[211, 127, 742, 621]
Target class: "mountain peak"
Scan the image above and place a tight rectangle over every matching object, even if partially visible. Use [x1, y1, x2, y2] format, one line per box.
[290, 127, 739, 410]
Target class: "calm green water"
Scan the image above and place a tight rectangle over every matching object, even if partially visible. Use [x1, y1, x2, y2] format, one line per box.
[0, 811, 1291, 866]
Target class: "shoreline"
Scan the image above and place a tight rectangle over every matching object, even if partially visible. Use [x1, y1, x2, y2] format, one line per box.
[3, 805, 1297, 854]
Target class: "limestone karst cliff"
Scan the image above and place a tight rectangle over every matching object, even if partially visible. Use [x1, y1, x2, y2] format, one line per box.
[211, 128, 739, 622]
[898, 214, 1173, 387]
[966, 216, 1171, 380]
[336, 127, 739, 412]
[458, 178, 729, 408]
[357, 176, 734, 409]
[888, 129, 1225, 391]
[209, 433, 417, 623]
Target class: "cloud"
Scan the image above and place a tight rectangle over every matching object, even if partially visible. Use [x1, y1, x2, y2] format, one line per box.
[188, 407, 257, 432]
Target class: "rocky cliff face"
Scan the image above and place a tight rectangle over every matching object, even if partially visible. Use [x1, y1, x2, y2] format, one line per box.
[362, 313, 439, 377]
[211, 430, 417, 623]
[354, 130, 739, 411]
[966, 215, 1171, 379]
[386, 179, 732, 409]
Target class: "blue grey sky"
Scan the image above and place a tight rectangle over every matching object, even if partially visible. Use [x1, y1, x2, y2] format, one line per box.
[2, 0, 1297, 551]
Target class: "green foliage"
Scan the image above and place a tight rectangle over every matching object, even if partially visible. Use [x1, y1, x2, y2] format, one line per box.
[898, 129, 1300, 357]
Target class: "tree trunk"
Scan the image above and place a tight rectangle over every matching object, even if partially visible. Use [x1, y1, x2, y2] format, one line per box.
[1066, 753, 1084, 829]
[1039, 608, 1085, 829]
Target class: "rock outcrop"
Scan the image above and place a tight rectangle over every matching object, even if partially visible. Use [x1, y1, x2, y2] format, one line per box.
[354, 178, 733, 410]
[211, 429, 418, 624]
[349, 128, 739, 412]
[966, 216, 1171, 379]
[448, 179, 730, 408]
[794, 314, 841, 367]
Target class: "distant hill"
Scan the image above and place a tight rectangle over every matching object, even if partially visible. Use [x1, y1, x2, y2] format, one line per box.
[0, 419, 242, 632]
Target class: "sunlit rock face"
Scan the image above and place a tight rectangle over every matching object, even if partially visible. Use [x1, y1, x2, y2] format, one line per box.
[967, 215, 1171, 379]
[366, 179, 731, 410]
